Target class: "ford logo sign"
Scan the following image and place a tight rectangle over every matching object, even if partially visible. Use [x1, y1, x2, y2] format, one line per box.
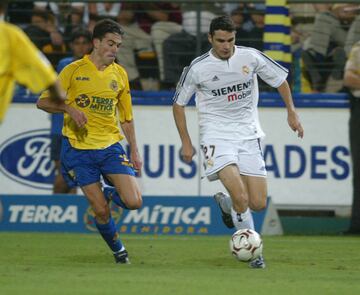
[0, 129, 54, 190]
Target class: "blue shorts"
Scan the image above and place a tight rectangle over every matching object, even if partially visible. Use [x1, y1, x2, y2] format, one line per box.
[60, 137, 135, 188]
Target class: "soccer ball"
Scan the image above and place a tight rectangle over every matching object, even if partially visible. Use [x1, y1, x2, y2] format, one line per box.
[229, 229, 263, 261]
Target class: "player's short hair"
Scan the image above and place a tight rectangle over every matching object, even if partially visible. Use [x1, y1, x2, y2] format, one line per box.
[209, 15, 236, 36]
[70, 28, 92, 43]
[92, 18, 124, 41]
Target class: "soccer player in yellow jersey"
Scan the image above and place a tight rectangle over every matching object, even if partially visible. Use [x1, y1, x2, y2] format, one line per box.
[0, 1, 64, 124]
[37, 19, 142, 264]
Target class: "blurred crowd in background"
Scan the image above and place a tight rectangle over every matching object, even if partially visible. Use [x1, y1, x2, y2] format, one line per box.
[5, 1, 360, 93]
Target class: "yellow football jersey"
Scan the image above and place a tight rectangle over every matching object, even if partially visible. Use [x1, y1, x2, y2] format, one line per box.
[40, 55, 133, 149]
[0, 21, 57, 123]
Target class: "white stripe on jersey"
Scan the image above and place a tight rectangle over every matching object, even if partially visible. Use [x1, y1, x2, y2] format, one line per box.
[173, 46, 288, 141]
[173, 52, 210, 103]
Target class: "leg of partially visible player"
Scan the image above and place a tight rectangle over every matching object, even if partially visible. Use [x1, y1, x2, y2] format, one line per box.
[53, 160, 77, 194]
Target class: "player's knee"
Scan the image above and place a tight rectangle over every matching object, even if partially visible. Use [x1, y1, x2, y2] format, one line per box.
[232, 193, 249, 212]
[94, 204, 110, 222]
[125, 195, 142, 209]
[249, 199, 267, 212]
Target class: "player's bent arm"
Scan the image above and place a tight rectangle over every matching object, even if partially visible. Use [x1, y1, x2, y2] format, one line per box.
[120, 120, 142, 170]
[36, 96, 68, 114]
[344, 69, 360, 89]
[36, 96, 87, 128]
[172, 103, 194, 163]
[277, 80, 304, 138]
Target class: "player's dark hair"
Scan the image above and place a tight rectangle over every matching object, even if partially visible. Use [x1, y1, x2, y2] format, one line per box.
[92, 18, 124, 41]
[209, 15, 236, 36]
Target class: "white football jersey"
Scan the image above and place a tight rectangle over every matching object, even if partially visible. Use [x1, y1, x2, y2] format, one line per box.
[173, 46, 288, 141]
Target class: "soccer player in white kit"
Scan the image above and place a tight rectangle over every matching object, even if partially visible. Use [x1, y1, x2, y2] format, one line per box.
[172, 16, 304, 268]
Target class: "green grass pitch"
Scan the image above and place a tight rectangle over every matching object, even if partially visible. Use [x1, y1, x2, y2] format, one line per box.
[0, 233, 359, 295]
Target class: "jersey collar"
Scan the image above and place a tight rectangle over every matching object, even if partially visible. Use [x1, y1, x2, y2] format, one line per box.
[84, 54, 114, 72]
[209, 46, 237, 61]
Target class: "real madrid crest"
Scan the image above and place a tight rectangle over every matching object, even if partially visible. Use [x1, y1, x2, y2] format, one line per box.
[110, 80, 118, 91]
[207, 159, 214, 167]
[242, 65, 250, 75]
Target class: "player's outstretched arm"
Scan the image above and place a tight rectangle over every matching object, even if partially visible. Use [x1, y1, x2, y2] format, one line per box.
[173, 103, 194, 163]
[277, 80, 304, 138]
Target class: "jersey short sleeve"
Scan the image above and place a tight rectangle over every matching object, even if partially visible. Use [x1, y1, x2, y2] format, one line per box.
[252, 49, 288, 88]
[57, 63, 73, 93]
[173, 66, 197, 106]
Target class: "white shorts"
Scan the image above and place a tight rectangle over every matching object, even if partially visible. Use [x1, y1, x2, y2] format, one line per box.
[200, 138, 267, 181]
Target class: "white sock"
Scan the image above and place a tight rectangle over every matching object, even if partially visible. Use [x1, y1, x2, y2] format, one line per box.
[114, 246, 125, 254]
[231, 207, 255, 231]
